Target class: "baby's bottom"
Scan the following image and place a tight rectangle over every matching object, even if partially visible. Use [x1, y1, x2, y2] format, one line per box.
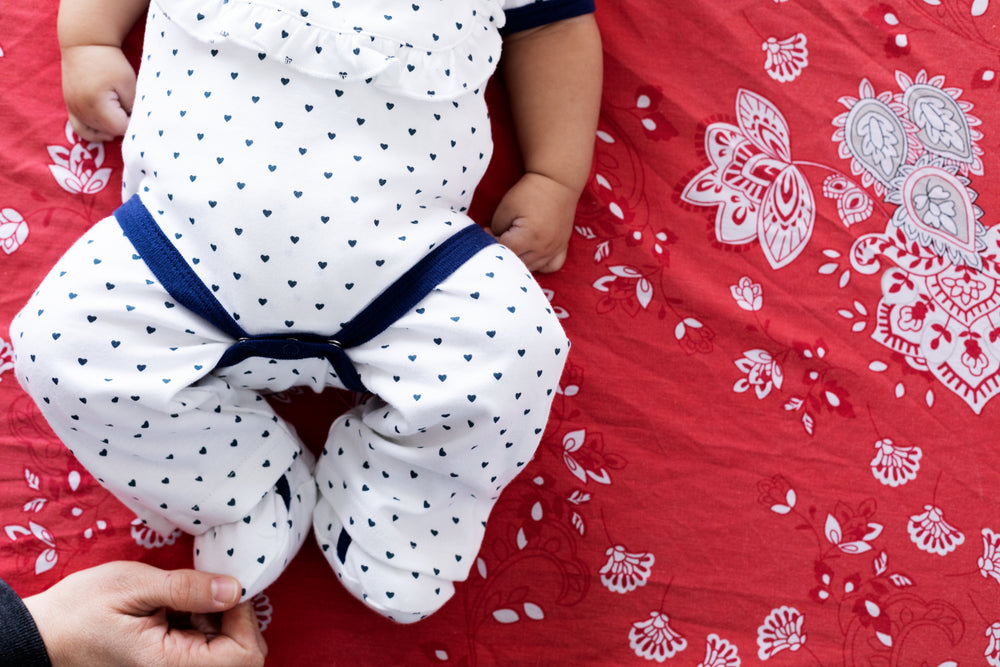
[11, 215, 568, 620]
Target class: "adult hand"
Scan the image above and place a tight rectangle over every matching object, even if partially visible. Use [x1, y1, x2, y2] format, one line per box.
[23, 561, 267, 667]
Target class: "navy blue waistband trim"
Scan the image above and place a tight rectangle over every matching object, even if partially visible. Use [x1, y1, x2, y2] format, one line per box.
[113, 195, 498, 393]
[114, 195, 249, 342]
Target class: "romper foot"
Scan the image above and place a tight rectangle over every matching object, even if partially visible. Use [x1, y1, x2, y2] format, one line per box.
[313, 498, 455, 623]
[194, 447, 317, 600]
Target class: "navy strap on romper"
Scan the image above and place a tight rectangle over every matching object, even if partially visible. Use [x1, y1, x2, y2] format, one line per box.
[113, 194, 497, 393]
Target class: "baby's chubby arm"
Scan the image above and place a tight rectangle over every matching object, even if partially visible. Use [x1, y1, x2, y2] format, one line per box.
[492, 13, 602, 273]
[59, 0, 150, 142]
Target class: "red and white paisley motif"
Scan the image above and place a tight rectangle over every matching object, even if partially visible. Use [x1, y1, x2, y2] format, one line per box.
[683, 90, 815, 270]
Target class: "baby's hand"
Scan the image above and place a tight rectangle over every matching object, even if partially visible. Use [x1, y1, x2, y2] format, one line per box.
[490, 172, 580, 273]
[61, 45, 137, 142]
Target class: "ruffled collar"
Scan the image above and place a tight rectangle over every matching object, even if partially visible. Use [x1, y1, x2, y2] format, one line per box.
[155, 0, 506, 99]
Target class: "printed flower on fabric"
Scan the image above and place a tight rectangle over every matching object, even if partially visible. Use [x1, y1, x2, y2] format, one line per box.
[4, 520, 57, 575]
[762, 33, 808, 83]
[822, 174, 873, 227]
[898, 70, 984, 175]
[882, 154, 986, 270]
[48, 121, 113, 195]
[675, 318, 715, 355]
[825, 510, 883, 554]
[0, 208, 28, 255]
[731, 276, 763, 311]
[849, 595, 894, 649]
[870, 438, 921, 487]
[252, 594, 273, 632]
[839, 71, 1000, 413]
[681, 89, 815, 270]
[831, 77, 920, 197]
[988, 622, 1000, 667]
[756, 606, 806, 660]
[907, 505, 964, 556]
[698, 634, 740, 667]
[592, 265, 655, 313]
[600, 545, 654, 594]
[561, 429, 624, 485]
[130, 517, 181, 549]
[979, 528, 1000, 585]
[757, 475, 796, 515]
[629, 612, 687, 662]
[809, 560, 860, 604]
[0, 338, 13, 380]
[734, 349, 783, 399]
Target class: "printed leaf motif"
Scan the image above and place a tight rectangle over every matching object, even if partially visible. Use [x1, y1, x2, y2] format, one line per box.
[889, 573, 914, 587]
[493, 608, 520, 624]
[4, 525, 30, 541]
[758, 167, 815, 269]
[35, 548, 57, 575]
[769, 487, 796, 515]
[523, 603, 545, 620]
[874, 551, 888, 575]
[23, 498, 46, 513]
[610, 265, 642, 279]
[636, 278, 653, 309]
[838, 94, 910, 187]
[912, 97, 966, 151]
[802, 412, 816, 436]
[857, 112, 903, 177]
[905, 84, 974, 163]
[736, 89, 792, 161]
[784, 396, 804, 411]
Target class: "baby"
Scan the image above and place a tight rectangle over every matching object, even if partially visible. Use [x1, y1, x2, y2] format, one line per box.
[13, 0, 601, 622]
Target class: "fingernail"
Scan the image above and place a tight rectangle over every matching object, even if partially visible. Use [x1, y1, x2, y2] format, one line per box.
[211, 577, 240, 604]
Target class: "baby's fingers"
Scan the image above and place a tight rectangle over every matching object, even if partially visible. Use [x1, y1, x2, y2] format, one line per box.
[533, 249, 567, 274]
[68, 110, 119, 143]
[495, 221, 535, 260]
[496, 223, 563, 272]
[61, 45, 137, 141]
[69, 85, 133, 141]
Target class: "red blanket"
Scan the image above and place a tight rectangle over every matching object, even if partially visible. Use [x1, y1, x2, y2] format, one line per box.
[4, 1, 1000, 664]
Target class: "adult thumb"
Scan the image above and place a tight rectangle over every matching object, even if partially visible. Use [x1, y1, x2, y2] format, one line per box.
[127, 565, 242, 614]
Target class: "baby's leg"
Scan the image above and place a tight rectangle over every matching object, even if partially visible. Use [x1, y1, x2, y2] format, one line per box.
[11, 216, 315, 598]
[313, 244, 568, 622]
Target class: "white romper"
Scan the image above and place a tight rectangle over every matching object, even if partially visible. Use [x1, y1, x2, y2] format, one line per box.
[11, 0, 592, 622]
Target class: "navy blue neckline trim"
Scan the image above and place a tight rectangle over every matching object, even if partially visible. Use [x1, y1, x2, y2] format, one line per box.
[502, 0, 596, 36]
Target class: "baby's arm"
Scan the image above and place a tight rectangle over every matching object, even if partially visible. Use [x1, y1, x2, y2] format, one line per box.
[59, 0, 150, 141]
[492, 13, 602, 273]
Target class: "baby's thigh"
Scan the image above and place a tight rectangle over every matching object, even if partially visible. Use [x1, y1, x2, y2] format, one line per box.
[11, 214, 231, 413]
[352, 241, 569, 450]
[11, 216, 302, 532]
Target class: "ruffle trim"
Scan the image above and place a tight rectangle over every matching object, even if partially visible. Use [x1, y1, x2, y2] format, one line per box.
[155, 0, 505, 100]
